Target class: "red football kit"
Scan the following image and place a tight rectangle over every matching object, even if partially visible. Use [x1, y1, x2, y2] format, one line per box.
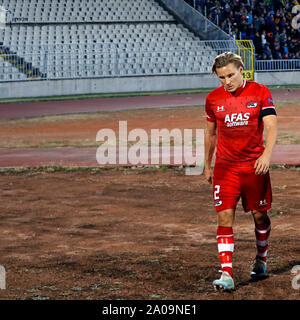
[205, 80, 277, 212]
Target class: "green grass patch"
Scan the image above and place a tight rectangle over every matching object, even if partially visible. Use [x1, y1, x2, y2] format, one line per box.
[1, 85, 300, 105]
[0, 164, 298, 175]
[0, 88, 212, 104]
[276, 135, 300, 145]
[0, 165, 183, 175]
[268, 84, 300, 90]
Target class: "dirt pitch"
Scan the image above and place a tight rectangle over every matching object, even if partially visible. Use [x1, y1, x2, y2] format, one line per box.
[0, 94, 299, 300]
[0, 167, 299, 300]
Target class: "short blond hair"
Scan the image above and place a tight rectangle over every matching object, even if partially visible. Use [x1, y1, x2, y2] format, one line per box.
[211, 52, 244, 74]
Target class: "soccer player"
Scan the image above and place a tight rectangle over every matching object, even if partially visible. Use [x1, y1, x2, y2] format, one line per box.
[204, 52, 277, 291]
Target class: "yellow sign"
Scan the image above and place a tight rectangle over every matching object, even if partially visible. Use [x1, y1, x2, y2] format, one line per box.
[236, 40, 254, 81]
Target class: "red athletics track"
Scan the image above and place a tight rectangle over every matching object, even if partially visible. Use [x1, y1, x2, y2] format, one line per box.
[0, 88, 299, 167]
[0, 88, 300, 120]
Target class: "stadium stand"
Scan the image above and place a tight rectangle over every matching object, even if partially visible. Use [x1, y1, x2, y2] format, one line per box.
[186, 0, 300, 61]
[0, 0, 230, 81]
[4, 0, 174, 23]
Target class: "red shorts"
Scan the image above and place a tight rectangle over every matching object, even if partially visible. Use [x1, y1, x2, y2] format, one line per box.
[213, 158, 272, 213]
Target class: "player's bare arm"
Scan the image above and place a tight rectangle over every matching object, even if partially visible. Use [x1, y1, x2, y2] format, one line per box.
[254, 115, 277, 175]
[204, 120, 217, 184]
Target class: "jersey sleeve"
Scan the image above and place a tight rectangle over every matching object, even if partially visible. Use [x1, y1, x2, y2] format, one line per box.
[205, 96, 216, 122]
[260, 85, 277, 118]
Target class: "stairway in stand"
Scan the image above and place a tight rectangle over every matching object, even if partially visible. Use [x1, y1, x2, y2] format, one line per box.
[0, 43, 47, 79]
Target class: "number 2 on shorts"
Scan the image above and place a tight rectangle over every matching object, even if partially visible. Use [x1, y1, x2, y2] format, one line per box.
[214, 185, 220, 200]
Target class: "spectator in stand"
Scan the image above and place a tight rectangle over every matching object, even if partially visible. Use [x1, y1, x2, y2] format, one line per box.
[283, 53, 289, 59]
[216, 8, 224, 25]
[273, 0, 284, 13]
[264, 43, 272, 59]
[291, 38, 299, 55]
[240, 18, 249, 40]
[264, 12, 272, 30]
[264, 0, 274, 14]
[228, 10, 235, 24]
[274, 13, 281, 29]
[224, 0, 231, 15]
[231, 28, 238, 40]
[199, 0, 206, 12]
[248, 23, 256, 42]
[258, 13, 266, 32]
[274, 25, 281, 37]
[266, 32, 274, 47]
[274, 37, 281, 53]
[274, 31, 281, 44]
[254, 31, 263, 55]
[268, 15, 278, 34]
[205, 0, 214, 14]
[280, 28, 287, 45]
[253, 14, 261, 33]
[261, 30, 267, 47]
[247, 9, 253, 24]
[274, 46, 282, 59]
[282, 42, 289, 56]
[279, 16, 288, 31]
[287, 35, 294, 53]
[186, 0, 300, 63]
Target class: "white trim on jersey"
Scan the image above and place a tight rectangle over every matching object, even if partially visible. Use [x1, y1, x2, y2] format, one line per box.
[262, 106, 276, 110]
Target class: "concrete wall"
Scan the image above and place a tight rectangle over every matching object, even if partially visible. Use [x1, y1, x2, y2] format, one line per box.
[0, 74, 220, 99]
[255, 71, 300, 86]
[0, 71, 299, 99]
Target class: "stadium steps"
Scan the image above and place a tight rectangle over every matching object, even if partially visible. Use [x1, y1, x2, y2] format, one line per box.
[0, 44, 47, 79]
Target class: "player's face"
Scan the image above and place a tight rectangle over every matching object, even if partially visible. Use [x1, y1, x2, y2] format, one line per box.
[215, 63, 244, 93]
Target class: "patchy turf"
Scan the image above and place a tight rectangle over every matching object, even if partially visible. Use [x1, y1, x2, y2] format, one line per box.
[0, 167, 299, 300]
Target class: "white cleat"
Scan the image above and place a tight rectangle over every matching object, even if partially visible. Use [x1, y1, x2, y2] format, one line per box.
[212, 271, 235, 291]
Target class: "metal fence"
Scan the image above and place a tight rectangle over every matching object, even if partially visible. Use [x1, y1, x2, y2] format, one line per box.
[255, 59, 300, 72]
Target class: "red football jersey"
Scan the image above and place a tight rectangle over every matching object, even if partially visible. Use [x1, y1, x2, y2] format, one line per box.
[205, 80, 276, 162]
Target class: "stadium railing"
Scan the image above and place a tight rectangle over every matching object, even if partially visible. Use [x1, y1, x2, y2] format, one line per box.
[255, 59, 300, 72]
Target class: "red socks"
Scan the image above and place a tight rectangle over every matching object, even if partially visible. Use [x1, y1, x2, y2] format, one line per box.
[216, 217, 270, 277]
[255, 217, 271, 262]
[216, 226, 234, 277]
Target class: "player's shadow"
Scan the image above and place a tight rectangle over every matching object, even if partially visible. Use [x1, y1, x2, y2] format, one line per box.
[237, 259, 300, 289]
[269, 260, 300, 276]
[237, 275, 269, 289]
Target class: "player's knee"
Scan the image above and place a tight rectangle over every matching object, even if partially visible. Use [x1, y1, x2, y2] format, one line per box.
[218, 209, 235, 227]
[252, 210, 268, 224]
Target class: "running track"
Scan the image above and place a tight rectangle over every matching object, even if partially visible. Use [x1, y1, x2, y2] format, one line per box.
[0, 88, 299, 167]
[1, 88, 300, 120]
